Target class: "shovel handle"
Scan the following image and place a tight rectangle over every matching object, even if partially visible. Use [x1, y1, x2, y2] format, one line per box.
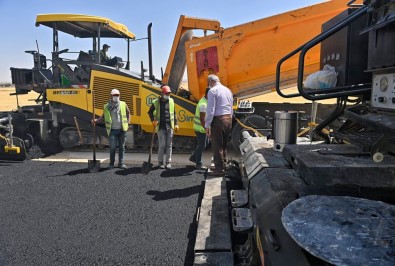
[92, 90, 96, 161]
[74, 117, 83, 144]
[148, 126, 155, 163]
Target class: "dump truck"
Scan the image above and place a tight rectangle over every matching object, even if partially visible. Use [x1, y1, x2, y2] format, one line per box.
[1, 0, 350, 159]
[164, 0, 349, 100]
[204, 0, 395, 265]
[163, 0, 352, 148]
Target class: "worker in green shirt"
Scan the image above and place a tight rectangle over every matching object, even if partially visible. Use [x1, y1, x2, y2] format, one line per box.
[189, 88, 210, 169]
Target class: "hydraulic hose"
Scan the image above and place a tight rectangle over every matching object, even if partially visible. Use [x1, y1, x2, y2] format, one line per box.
[234, 117, 264, 138]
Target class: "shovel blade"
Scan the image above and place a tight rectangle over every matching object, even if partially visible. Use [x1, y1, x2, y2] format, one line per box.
[141, 161, 153, 175]
[88, 159, 101, 173]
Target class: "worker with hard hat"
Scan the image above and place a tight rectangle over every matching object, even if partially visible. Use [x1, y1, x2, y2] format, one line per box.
[148, 85, 179, 169]
[93, 88, 130, 169]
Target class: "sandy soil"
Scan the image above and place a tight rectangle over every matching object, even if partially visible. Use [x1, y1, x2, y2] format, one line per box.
[180, 82, 335, 104]
[0, 87, 40, 111]
[0, 85, 335, 112]
[246, 86, 336, 104]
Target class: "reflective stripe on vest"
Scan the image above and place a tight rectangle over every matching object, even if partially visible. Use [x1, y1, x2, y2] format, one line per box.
[103, 101, 129, 135]
[193, 97, 207, 133]
[153, 98, 175, 132]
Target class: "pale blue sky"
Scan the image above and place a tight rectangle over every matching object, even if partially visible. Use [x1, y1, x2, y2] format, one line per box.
[0, 0, 323, 82]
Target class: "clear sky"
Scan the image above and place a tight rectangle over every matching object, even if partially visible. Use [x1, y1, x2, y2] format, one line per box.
[0, 0, 323, 82]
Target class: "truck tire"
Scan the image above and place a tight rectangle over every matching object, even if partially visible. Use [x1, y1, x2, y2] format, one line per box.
[232, 114, 272, 151]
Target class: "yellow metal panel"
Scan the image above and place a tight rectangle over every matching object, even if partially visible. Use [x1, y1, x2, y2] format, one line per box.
[89, 70, 196, 137]
[47, 88, 88, 111]
[138, 84, 196, 137]
[89, 70, 141, 117]
[36, 14, 135, 39]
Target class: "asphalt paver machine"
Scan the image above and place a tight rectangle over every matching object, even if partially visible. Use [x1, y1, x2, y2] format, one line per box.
[231, 1, 395, 265]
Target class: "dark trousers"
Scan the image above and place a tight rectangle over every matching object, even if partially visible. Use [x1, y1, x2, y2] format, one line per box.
[190, 131, 208, 165]
[109, 129, 126, 166]
[211, 115, 232, 171]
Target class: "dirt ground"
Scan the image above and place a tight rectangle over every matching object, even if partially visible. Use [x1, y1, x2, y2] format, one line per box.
[0, 86, 334, 112]
[0, 87, 40, 111]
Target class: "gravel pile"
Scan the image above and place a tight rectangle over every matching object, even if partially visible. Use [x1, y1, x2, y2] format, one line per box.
[26, 144, 45, 159]
[0, 161, 206, 265]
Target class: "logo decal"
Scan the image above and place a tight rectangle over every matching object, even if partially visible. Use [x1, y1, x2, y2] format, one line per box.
[178, 109, 194, 123]
[146, 94, 158, 106]
[53, 90, 79, 95]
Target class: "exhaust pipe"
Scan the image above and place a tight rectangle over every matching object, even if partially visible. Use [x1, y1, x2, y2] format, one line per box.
[147, 23, 153, 82]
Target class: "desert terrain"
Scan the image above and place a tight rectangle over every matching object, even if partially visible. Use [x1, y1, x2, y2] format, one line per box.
[0, 87, 40, 111]
[0, 85, 334, 113]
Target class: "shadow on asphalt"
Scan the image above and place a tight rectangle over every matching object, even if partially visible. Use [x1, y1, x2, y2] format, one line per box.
[64, 166, 108, 175]
[0, 160, 23, 166]
[114, 165, 194, 176]
[159, 165, 196, 178]
[115, 166, 143, 175]
[145, 180, 205, 265]
[147, 184, 202, 201]
[62, 165, 202, 177]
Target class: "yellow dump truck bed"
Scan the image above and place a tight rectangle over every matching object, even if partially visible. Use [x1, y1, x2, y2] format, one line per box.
[171, 0, 355, 101]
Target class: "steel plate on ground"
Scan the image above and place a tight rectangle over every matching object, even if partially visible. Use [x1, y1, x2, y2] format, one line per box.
[282, 195, 395, 266]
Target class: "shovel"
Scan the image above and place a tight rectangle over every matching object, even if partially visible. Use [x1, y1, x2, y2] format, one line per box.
[141, 128, 156, 174]
[88, 90, 101, 173]
[74, 116, 83, 145]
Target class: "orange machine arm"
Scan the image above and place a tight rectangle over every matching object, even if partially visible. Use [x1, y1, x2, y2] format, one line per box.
[162, 15, 220, 92]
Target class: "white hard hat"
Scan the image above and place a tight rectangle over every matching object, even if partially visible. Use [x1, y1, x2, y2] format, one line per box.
[111, 89, 120, 95]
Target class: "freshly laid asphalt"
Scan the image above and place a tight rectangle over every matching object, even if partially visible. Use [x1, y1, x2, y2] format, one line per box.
[0, 160, 206, 265]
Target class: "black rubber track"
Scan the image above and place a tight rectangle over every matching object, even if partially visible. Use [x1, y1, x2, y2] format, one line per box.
[0, 160, 206, 265]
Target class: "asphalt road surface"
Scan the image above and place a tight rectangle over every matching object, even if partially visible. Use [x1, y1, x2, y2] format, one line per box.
[0, 160, 206, 265]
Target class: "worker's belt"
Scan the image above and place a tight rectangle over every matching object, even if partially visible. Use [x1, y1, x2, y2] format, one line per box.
[214, 114, 232, 119]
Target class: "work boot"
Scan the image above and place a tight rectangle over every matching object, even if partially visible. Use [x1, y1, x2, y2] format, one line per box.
[108, 164, 114, 169]
[189, 155, 196, 163]
[118, 163, 127, 169]
[165, 163, 172, 169]
[196, 163, 207, 170]
[159, 162, 165, 169]
[212, 169, 225, 176]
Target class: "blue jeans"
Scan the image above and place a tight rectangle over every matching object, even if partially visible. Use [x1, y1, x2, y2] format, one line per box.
[109, 129, 126, 166]
[157, 128, 173, 164]
[190, 131, 208, 165]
